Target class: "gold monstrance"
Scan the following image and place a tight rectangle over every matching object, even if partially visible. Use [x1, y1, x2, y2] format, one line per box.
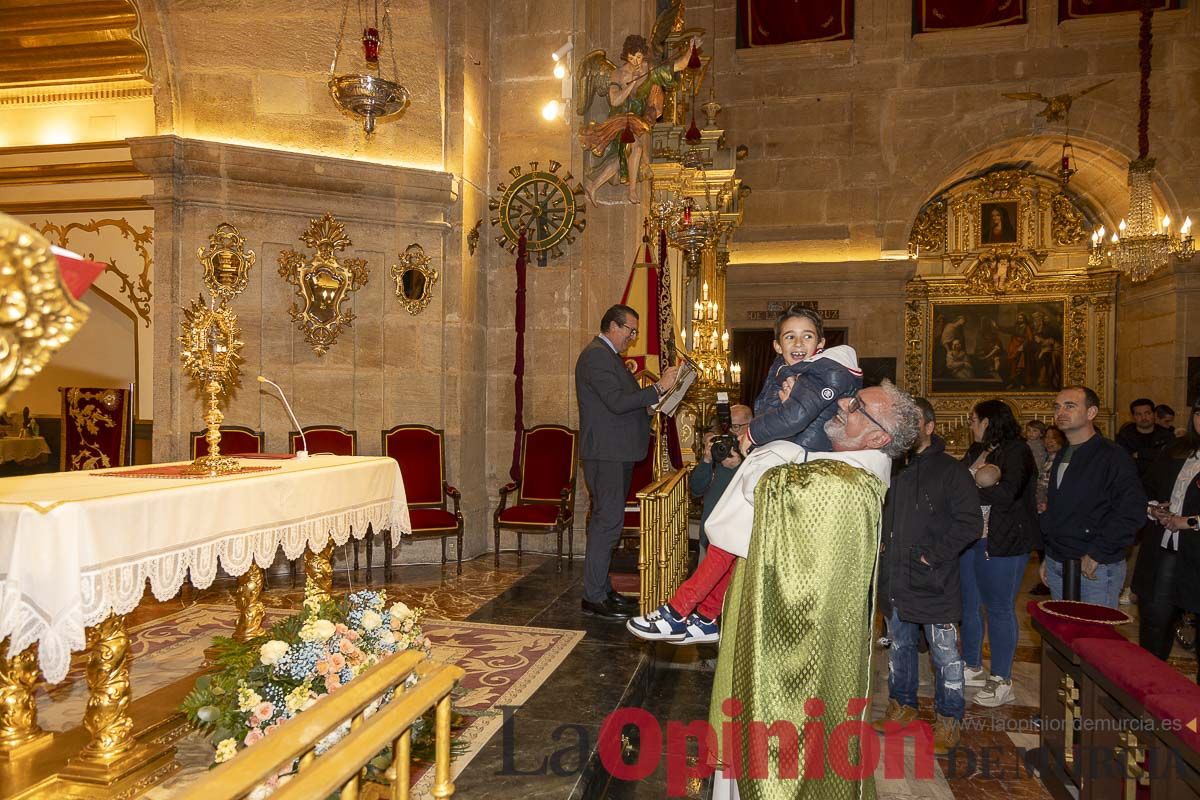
[179, 296, 244, 475]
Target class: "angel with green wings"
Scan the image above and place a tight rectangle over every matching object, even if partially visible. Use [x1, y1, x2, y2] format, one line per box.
[576, 32, 698, 204]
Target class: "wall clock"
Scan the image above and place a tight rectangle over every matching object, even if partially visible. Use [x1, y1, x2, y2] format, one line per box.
[489, 160, 586, 266]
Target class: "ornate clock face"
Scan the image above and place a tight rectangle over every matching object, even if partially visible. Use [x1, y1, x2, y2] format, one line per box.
[489, 160, 586, 264]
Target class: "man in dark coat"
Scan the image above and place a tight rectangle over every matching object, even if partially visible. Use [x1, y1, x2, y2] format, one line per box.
[1041, 386, 1147, 607]
[575, 304, 678, 618]
[874, 398, 982, 754]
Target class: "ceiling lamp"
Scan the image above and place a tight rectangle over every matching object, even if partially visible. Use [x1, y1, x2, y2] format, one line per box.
[1088, 2, 1193, 280]
[328, 0, 410, 135]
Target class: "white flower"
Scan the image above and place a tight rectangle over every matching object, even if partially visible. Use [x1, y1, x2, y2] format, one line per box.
[300, 619, 336, 642]
[379, 630, 396, 645]
[360, 610, 382, 631]
[214, 737, 239, 764]
[389, 601, 411, 621]
[259, 640, 289, 666]
[237, 686, 263, 713]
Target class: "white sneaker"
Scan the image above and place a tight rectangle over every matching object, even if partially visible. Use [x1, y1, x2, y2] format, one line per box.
[1119, 588, 1133, 606]
[964, 665, 987, 687]
[974, 675, 1015, 707]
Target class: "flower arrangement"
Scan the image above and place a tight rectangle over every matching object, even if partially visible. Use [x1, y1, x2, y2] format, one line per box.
[182, 588, 430, 780]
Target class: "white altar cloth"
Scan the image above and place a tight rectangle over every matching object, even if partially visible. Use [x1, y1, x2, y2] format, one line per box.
[0, 455, 410, 684]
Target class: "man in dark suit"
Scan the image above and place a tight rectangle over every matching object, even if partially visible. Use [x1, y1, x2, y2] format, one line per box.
[575, 304, 679, 618]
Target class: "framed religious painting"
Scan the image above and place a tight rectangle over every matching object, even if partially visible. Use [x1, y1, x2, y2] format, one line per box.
[929, 299, 1065, 394]
[980, 201, 1019, 245]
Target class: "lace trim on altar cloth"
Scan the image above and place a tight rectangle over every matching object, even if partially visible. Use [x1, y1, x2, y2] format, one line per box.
[3, 498, 410, 685]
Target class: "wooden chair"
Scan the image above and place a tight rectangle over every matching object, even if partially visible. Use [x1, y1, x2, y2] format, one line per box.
[190, 425, 265, 459]
[493, 424, 578, 571]
[287, 425, 358, 584]
[382, 425, 464, 577]
[289, 425, 357, 456]
[59, 386, 134, 471]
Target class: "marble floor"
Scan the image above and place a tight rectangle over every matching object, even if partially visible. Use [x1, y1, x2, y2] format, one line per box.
[48, 545, 1197, 799]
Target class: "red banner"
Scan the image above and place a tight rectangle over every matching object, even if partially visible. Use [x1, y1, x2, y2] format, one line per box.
[915, 0, 1026, 32]
[1060, 0, 1178, 21]
[738, 0, 853, 47]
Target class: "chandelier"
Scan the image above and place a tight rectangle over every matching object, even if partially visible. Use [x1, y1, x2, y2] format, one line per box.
[328, 0, 410, 134]
[1087, 3, 1193, 281]
[688, 279, 740, 387]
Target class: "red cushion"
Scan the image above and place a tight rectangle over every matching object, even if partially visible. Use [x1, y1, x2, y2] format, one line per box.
[623, 510, 640, 530]
[520, 427, 576, 502]
[296, 428, 355, 455]
[498, 504, 561, 525]
[408, 508, 458, 531]
[195, 429, 263, 458]
[1143, 692, 1200, 755]
[385, 428, 444, 505]
[1074, 639, 1198, 704]
[1027, 600, 1128, 651]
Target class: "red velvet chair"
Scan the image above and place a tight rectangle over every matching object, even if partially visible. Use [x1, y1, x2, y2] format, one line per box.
[493, 424, 578, 571]
[190, 425, 265, 459]
[59, 386, 134, 471]
[289, 425, 357, 456]
[620, 434, 657, 544]
[382, 425, 463, 576]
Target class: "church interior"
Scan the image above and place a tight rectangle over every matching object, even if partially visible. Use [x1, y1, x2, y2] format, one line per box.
[2, 0, 1200, 797]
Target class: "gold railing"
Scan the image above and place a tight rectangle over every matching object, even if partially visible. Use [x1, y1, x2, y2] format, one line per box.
[637, 465, 693, 616]
[175, 650, 464, 800]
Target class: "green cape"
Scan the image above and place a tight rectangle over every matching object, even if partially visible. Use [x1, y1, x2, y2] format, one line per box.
[708, 460, 885, 800]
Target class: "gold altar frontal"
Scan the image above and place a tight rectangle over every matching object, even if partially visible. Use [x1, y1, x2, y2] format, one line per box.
[0, 456, 408, 798]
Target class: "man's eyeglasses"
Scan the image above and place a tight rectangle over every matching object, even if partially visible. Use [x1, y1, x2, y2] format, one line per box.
[619, 323, 639, 337]
[847, 392, 888, 435]
[730, 422, 749, 432]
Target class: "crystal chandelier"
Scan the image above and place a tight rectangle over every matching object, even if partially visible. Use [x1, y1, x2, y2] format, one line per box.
[328, 0, 410, 134]
[1087, 3, 1193, 281]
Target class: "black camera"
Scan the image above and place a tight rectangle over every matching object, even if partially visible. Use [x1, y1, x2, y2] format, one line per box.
[709, 391, 741, 463]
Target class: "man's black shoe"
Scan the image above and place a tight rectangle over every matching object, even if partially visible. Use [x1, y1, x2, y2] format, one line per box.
[607, 591, 639, 611]
[581, 598, 634, 619]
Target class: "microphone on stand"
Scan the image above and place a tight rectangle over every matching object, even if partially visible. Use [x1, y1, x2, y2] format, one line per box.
[257, 375, 308, 459]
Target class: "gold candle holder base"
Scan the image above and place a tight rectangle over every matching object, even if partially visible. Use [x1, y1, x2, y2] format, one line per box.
[184, 453, 242, 477]
[0, 640, 53, 761]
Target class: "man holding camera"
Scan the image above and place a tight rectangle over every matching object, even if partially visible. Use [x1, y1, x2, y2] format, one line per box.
[576, 304, 679, 619]
[689, 404, 752, 556]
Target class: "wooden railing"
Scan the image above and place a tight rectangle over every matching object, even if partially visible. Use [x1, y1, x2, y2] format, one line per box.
[636, 464, 692, 616]
[175, 650, 464, 800]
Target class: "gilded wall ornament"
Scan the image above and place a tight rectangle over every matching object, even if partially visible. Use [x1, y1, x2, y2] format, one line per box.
[1050, 193, 1088, 247]
[0, 214, 90, 415]
[199, 223, 255, 302]
[36, 217, 153, 326]
[964, 251, 1034, 295]
[467, 219, 482, 256]
[908, 199, 947, 255]
[390, 243, 438, 316]
[489, 160, 586, 265]
[277, 213, 369, 356]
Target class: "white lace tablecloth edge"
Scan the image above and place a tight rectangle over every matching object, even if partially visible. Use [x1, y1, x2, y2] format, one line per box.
[1, 496, 411, 685]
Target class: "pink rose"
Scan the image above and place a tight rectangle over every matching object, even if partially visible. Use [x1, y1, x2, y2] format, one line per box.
[335, 623, 349, 635]
[324, 674, 341, 692]
[255, 702, 275, 721]
[329, 653, 346, 671]
[316, 659, 330, 675]
[244, 728, 264, 746]
[339, 639, 355, 654]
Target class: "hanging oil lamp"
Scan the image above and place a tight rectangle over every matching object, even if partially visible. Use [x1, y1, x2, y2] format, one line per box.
[328, 0, 410, 134]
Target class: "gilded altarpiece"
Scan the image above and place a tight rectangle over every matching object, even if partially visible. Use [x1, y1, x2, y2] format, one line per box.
[906, 169, 1116, 448]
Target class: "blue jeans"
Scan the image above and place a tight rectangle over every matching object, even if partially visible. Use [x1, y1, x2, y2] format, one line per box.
[959, 538, 1028, 680]
[1044, 555, 1125, 608]
[886, 609, 965, 719]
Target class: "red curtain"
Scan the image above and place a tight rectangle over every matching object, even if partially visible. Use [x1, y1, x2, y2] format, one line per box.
[509, 233, 527, 483]
[914, 0, 1026, 32]
[1059, 0, 1178, 21]
[738, 0, 853, 47]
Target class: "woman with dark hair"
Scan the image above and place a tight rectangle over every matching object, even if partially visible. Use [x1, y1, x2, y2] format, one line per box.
[1133, 398, 1200, 680]
[960, 399, 1040, 707]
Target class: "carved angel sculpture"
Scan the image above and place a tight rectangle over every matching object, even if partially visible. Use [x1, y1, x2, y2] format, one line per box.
[576, 32, 698, 204]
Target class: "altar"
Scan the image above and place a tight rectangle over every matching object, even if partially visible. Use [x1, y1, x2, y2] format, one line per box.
[0, 454, 409, 795]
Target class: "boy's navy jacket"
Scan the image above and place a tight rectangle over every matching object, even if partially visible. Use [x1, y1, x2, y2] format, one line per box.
[749, 345, 863, 451]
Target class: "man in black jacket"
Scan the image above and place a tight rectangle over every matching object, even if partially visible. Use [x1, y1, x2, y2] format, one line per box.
[874, 398, 982, 754]
[1040, 386, 1147, 607]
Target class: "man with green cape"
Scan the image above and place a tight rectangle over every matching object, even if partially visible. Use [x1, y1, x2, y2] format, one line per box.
[705, 382, 921, 800]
